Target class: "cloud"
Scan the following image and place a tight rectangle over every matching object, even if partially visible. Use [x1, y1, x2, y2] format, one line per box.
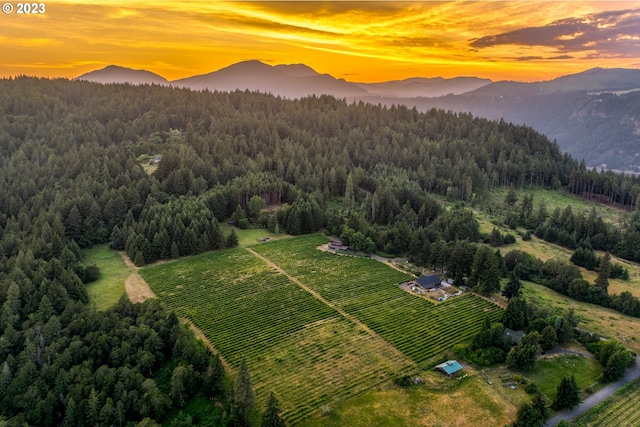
[470, 7, 640, 58]
[504, 54, 575, 61]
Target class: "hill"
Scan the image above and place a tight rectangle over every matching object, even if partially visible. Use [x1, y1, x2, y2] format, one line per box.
[393, 68, 640, 170]
[75, 64, 169, 85]
[172, 60, 368, 98]
[355, 76, 491, 98]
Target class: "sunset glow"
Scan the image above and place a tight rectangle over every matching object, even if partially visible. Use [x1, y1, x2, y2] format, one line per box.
[1, 1, 639, 82]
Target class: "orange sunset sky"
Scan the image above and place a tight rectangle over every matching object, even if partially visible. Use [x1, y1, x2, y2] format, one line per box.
[1, 1, 640, 82]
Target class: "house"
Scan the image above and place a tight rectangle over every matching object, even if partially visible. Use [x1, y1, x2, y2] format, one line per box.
[504, 328, 525, 344]
[413, 273, 442, 290]
[435, 360, 463, 376]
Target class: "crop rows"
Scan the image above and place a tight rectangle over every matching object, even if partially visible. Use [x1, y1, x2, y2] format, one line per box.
[573, 379, 640, 426]
[251, 234, 503, 364]
[141, 246, 412, 424]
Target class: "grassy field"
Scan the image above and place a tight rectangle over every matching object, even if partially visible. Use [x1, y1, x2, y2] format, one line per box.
[521, 281, 640, 353]
[302, 372, 516, 427]
[83, 245, 131, 310]
[219, 222, 288, 247]
[569, 379, 640, 426]
[480, 188, 628, 225]
[142, 234, 505, 425]
[524, 355, 602, 401]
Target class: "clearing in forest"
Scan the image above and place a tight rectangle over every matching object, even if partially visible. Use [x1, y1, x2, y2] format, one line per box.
[142, 234, 503, 424]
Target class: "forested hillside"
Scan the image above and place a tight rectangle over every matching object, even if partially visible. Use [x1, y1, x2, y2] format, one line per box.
[2, 77, 640, 425]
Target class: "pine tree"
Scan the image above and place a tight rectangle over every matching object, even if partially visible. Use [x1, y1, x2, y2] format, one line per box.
[553, 375, 580, 410]
[226, 228, 239, 248]
[235, 358, 255, 427]
[531, 391, 549, 419]
[595, 252, 611, 293]
[503, 269, 522, 300]
[261, 392, 286, 427]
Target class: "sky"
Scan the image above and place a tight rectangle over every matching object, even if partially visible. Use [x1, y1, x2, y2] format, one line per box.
[1, 1, 639, 82]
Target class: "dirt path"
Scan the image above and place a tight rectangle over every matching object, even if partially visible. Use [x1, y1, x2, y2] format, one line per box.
[369, 254, 413, 275]
[245, 247, 414, 364]
[118, 252, 156, 303]
[545, 355, 640, 426]
[183, 319, 234, 374]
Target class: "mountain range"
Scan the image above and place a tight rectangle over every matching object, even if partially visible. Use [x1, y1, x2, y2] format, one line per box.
[76, 62, 640, 170]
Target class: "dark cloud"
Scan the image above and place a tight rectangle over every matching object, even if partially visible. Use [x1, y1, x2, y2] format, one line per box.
[547, 55, 574, 60]
[381, 36, 452, 49]
[470, 7, 640, 58]
[503, 54, 574, 61]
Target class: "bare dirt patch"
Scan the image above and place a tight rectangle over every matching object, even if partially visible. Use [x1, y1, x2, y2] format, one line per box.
[119, 252, 157, 303]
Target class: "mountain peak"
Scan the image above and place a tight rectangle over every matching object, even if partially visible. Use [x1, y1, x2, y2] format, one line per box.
[274, 63, 319, 77]
[76, 65, 168, 85]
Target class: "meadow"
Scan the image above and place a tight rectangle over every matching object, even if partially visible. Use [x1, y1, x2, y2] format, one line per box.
[83, 245, 131, 310]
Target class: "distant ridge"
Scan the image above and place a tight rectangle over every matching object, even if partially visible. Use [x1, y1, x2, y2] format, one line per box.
[356, 76, 492, 98]
[171, 60, 368, 98]
[76, 65, 169, 85]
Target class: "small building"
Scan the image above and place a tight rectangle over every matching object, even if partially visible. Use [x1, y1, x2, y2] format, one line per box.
[504, 328, 525, 344]
[328, 240, 349, 251]
[435, 360, 463, 376]
[413, 273, 442, 291]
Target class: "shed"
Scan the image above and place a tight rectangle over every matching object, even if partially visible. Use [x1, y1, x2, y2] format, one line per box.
[328, 240, 349, 251]
[504, 328, 525, 344]
[435, 360, 463, 376]
[414, 273, 442, 290]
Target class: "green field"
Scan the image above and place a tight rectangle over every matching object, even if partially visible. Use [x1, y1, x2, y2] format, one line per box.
[83, 245, 131, 310]
[570, 379, 640, 426]
[142, 234, 504, 425]
[524, 355, 602, 401]
[219, 222, 286, 247]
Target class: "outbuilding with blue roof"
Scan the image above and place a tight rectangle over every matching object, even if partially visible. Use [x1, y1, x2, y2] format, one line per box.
[435, 360, 463, 376]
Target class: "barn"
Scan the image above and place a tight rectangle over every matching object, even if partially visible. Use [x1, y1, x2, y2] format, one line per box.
[435, 360, 463, 376]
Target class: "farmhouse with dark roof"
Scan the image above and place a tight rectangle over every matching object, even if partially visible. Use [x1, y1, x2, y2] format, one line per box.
[413, 273, 442, 290]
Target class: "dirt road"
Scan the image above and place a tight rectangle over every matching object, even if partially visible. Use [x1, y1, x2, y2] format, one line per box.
[119, 251, 156, 303]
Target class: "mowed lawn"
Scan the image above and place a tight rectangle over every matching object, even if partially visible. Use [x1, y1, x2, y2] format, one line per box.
[525, 355, 602, 401]
[83, 245, 131, 310]
[142, 234, 504, 425]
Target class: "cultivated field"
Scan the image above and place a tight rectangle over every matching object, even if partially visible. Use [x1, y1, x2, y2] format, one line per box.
[569, 379, 640, 426]
[142, 246, 414, 424]
[142, 234, 504, 424]
[250, 235, 504, 364]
